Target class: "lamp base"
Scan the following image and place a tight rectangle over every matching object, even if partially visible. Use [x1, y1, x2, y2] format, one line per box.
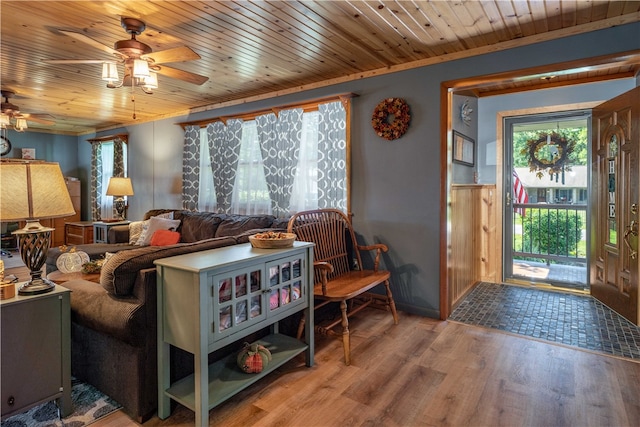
[18, 278, 56, 295]
[114, 197, 126, 220]
[14, 221, 56, 295]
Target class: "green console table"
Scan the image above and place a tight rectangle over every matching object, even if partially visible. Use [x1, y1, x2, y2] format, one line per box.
[155, 242, 314, 426]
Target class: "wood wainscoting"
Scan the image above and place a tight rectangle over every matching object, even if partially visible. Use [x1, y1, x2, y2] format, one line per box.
[450, 184, 497, 310]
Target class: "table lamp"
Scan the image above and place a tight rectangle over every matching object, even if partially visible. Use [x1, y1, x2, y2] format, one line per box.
[105, 177, 134, 220]
[0, 159, 75, 295]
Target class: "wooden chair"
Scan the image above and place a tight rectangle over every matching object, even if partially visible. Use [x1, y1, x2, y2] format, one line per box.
[287, 208, 398, 365]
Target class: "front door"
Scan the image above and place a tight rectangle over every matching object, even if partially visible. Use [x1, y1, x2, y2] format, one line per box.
[591, 86, 640, 325]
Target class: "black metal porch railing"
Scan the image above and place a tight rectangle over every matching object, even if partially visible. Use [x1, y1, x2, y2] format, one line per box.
[512, 203, 587, 265]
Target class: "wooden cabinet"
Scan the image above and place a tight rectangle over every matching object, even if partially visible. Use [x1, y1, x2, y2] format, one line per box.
[0, 286, 72, 418]
[155, 242, 315, 426]
[65, 221, 94, 245]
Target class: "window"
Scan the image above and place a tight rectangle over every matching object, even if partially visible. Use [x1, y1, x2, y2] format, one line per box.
[88, 134, 128, 221]
[182, 96, 351, 217]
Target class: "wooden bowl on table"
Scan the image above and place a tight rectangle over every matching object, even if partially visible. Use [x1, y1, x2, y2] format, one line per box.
[248, 232, 297, 249]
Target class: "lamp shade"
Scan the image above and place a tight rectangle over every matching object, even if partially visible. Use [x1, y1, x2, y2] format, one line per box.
[14, 118, 28, 132]
[102, 62, 119, 82]
[142, 72, 158, 90]
[0, 113, 10, 128]
[132, 59, 150, 78]
[0, 160, 75, 221]
[106, 177, 134, 196]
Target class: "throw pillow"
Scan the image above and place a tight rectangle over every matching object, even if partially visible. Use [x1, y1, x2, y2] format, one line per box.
[135, 212, 175, 246]
[128, 221, 145, 244]
[150, 229, 181, 246]
[137, 217, 181, 246]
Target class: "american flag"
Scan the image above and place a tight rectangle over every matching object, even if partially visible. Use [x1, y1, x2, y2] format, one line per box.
[513, 170, 528, 216]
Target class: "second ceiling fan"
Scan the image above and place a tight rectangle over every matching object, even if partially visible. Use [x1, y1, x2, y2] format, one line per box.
[44, 17, 209, 90]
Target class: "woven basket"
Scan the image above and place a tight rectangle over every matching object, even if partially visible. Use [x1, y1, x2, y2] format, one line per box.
[249, 233, 296, 249]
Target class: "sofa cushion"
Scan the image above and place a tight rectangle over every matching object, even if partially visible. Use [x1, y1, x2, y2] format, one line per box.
[143, 209, 176, 220]
[64, 278, 146, 347]
[137, 217, 181, 246]
[179, 211, 226, 243]
[100, 236, 237, 296]
[128, 221, 145, 244]
[150, 229, 181, 246]
[215, 215, 275, 238]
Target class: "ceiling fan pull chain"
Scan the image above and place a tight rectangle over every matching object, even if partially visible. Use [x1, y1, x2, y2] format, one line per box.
[131, 75, 136, 120]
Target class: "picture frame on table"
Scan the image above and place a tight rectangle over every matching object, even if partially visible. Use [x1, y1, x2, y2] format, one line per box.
[452, 130, 474, 166]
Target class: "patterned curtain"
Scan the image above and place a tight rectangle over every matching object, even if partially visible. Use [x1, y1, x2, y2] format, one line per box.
[111, 138, 125, 218]
[317, 101, 347, 211]
[182, 125, 200, 211]
[256, 109, 303, 217]
[208, 119, 243, 213]
[90, 142, 102, 221]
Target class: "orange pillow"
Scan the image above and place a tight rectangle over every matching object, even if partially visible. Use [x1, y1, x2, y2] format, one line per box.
[150, 229, 180, 246]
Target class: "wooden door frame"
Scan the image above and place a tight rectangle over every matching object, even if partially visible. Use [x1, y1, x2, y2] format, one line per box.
[438, 53, 637, 319]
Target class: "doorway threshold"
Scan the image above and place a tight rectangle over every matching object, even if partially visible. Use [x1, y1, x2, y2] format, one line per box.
[505, 277, 589, 296]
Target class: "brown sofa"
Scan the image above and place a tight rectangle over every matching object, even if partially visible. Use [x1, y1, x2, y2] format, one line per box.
[47, 210, 289, 422]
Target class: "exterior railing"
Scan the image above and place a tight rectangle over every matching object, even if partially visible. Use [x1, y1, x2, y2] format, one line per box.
[512, 203, 587, 265]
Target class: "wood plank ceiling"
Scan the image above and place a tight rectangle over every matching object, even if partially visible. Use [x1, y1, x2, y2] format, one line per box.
[1, 1, 639, 135]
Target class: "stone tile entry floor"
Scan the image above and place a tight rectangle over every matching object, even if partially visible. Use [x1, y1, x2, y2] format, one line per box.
[449, 282, 640, 360]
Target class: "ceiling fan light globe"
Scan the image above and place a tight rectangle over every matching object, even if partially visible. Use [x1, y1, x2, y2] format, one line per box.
[142, 72, 158, 90]
[102, 63, 119, 82]
[14, 118, 27, 132]
[0, 114, 10, 128]
[133, 59, 149, 78]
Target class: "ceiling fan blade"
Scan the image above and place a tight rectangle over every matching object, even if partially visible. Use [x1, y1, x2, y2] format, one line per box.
[59, 30, 122, 58]
[156, 66, 209, 85]
[42, 59, 114, 64]
[142, 46, 200, 64]
[21, 113, 55, 126]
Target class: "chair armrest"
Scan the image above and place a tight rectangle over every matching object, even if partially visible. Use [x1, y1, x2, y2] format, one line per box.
[314, 261, 333, 295]
[356, 243, 388, 272]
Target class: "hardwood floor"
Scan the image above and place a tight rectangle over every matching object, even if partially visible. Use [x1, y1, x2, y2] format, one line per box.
[97, 309, 640, 427]
[6, 264, 638, 426]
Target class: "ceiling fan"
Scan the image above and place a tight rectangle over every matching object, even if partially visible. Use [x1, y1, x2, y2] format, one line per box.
[1, 90, 55, 131]
[43, 17, 209, 89]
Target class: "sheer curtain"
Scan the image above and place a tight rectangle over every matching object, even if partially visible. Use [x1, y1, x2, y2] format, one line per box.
[99, 143, 114, 219]
[198, 127, 216, 211]
[231, 121, 272, 215]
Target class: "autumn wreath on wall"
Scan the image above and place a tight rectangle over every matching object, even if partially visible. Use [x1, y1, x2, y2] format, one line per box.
[522, 131, 576, 183]
[371, 98, 411, 141]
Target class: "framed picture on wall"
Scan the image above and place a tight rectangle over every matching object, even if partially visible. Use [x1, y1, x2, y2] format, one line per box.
[452, 131, 474, 166]
[21, 148, 36, 160]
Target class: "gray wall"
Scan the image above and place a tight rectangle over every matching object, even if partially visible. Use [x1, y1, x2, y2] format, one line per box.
[19, 21, 640, 318]
[452, 94, 479, 184]
[2, 131, 79, 177]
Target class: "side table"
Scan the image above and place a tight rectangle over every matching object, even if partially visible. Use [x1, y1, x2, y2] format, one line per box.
[0, 286, 72, 417]
[65, 221, 94, 245]
[93, 220, 130, 243]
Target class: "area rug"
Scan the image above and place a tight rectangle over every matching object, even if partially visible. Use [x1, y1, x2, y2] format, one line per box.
[1, 379, 121, 427]
[449, 282, 640, 360]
